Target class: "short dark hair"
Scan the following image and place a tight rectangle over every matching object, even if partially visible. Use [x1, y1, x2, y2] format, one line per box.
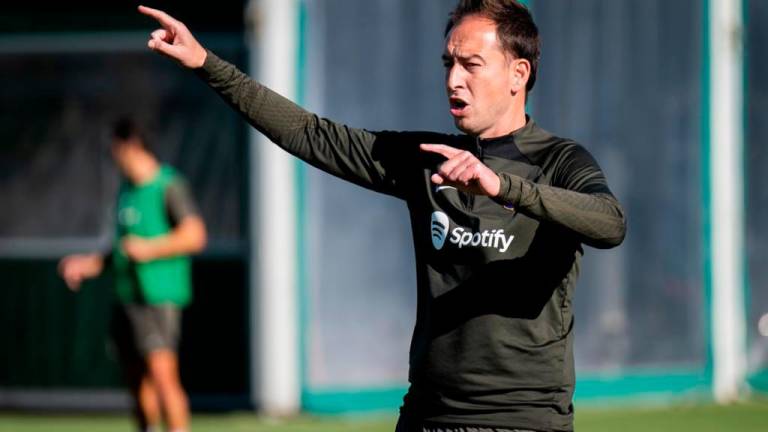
[111, 117, 151, 151]
[445, 0, 541, 93]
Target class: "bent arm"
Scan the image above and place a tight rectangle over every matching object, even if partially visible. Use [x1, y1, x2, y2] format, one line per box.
[156, 214, 207, 257]
[495, 145, 626, 249]
[122, 216, 207, 262]
[168, 215, 208, 255]
[497, 176, 625, 248]
[142, 215, 206, 257]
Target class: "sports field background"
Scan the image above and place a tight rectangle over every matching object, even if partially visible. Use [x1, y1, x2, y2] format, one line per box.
[2, 0, 768, 427]
[1, 401, 767, 432]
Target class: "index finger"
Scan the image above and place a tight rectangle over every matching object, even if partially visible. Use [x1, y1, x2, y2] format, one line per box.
[57, 258, 68, 275]
[420, 143, 463, 159]
[138, 5, 179, 29]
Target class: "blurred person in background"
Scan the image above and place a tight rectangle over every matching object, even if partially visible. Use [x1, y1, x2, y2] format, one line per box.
[58, 118, 207, 432]
[140, 0, 626, 431]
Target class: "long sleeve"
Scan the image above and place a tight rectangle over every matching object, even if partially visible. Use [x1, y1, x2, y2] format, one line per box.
[496, 143, 626, 249]
[196, 50, 407, 196]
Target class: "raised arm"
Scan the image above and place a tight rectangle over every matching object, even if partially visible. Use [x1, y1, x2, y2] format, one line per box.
[139, 6, 408, 196]
[138, 5, 207, 68]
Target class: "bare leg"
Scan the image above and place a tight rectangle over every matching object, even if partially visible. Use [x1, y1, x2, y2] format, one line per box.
[146, 349, 189, 431]
[137, 373, 162, 430]
[123, 355, 161, 431]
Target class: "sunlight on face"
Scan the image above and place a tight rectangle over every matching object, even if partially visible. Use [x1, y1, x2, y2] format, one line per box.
[111, 138, 142, 176]
[443, 15, 519, 138]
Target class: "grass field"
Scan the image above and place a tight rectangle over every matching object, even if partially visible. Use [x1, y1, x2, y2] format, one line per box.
[0, 401, 766, 432]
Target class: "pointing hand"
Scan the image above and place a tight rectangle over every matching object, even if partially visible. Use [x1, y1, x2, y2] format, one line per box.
[138, 5, 207, 68]
[420, 143, 501, 197]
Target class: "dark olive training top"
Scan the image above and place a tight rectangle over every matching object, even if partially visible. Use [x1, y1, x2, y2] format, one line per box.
[197, 50, 626, 432]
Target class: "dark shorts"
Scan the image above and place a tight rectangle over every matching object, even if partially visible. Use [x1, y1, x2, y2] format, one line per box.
[395, 416, 537, 432]
[112, 304, 182, 359]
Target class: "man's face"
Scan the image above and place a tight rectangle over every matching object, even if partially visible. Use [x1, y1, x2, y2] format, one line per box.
[111, 139, 139, 175]
[443, 15, 519, 138]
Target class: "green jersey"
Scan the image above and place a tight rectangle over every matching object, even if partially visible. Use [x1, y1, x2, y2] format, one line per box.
[113, 165, 192, 307]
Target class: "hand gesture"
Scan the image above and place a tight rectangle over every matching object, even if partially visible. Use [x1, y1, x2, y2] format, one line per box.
[420, 144, 501, 197]
[58, 254, 104, 291]
[122, 235, 157, 263]
[138, 5, 207, 68]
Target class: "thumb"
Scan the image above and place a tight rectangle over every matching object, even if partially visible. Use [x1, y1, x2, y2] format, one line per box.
[148, 38, 182, 59]
[67, 278, 82, 292]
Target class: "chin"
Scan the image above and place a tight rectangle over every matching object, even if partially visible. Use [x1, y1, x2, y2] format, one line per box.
[454, 119, 479, 136]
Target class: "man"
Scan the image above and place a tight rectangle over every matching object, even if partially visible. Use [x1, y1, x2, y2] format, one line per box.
[139, 1, 625, 431]
[58, 119, 207, 432]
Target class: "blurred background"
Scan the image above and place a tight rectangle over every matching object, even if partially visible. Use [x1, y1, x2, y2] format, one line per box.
[1, 0, 766, 430]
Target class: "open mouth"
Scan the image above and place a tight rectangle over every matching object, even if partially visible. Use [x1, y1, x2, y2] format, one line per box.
[449, 97, 469, 116]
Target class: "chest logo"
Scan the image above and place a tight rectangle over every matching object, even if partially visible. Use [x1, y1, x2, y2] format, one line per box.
[431, 211, 450, 250]
[429, 211, 516, 253]
[119, 207, 141, 227]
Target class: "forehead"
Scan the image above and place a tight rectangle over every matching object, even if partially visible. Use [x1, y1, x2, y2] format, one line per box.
[111, 138, 130, 148]
[111, 137, 140, 151]
[444, 15, 502, 57]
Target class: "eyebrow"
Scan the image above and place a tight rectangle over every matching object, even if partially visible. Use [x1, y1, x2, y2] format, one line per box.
[442, 53, 485, 63]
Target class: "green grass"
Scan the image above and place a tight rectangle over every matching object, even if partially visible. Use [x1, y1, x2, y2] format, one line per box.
[575, 401, 768, 431]
[0, 401, 766, 432]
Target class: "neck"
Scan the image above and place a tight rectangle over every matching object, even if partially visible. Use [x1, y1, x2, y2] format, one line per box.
[127, 155, 160, 186]
[478, 99, 528, 139]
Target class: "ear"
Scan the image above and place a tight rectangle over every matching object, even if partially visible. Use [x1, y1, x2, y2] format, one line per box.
[510, 59, 531, 94]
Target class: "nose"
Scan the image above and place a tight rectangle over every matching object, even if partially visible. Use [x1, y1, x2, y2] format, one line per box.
[446, 64, 465, 92]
